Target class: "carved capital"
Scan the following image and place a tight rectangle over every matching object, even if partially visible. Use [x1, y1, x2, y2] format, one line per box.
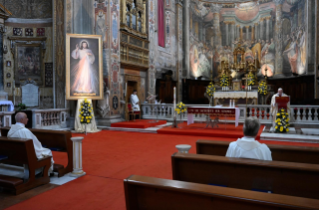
[211, 3, 223, 13]
[254, 22, 258, 26]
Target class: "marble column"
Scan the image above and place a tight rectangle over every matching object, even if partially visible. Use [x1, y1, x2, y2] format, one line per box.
[225, 22, 229, 46]
[0, 27, 4, 92]
[245, 26, 249, 41]
[240, 26, 243, 40]
[184, 0, 190, 78]
[70, 137, 86, 177]
[211, 4, 223, 46]
[274, 0, 285, 76]
[259, 19, 264, 41]
[251, 25, 254, 41]
[254, 23, 258, 40]
[231, 22, 235, 44]
[266, 17, 270, 42]
[307, 0, 313, 65]
[236, 25, 240, 40]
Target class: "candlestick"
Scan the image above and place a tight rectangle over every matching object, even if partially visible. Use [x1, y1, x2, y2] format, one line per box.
[173, 87, 176, 110]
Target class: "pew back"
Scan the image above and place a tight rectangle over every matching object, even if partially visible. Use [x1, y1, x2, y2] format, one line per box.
[1, 127, 73, 177]
[172, 153, 319, 199]
[0, 137, 51, 194]
[196, 140, 319, 164]
[125, 175, 319, 210]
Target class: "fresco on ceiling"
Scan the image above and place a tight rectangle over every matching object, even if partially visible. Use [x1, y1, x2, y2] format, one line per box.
[189, 0, 311, 80]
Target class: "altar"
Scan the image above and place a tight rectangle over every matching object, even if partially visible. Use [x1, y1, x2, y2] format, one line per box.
[214, 91, 258, 106]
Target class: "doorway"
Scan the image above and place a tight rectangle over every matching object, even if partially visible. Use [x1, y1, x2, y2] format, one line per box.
[126, 81, 138, 104]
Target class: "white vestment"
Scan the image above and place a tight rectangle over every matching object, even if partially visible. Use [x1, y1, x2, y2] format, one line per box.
[226, 137, 272, 161]
[270, 93, 291, 126]
[7, 123, 54, 173]
[130, 94, 140, 111]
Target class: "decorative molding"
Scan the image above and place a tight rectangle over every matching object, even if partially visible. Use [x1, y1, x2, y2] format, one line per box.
[5, 18, 53, 24]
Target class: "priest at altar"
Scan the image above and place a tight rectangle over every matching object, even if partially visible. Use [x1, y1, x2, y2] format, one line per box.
[270, 88, 291, 127]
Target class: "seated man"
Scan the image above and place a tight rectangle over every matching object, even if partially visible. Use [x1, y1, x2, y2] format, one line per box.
[8, 112, 54, 175]
[226, 117, 272, 161]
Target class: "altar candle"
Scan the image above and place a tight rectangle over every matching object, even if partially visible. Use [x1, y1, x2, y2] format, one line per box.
[173, 87, 176, 110]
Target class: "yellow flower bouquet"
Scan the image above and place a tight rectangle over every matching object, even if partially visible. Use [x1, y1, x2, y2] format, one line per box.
[206, 82, 216, 97]
[275, 108, 290, 133]
[175, 102, 187, 115]
[258, 80, 268, 96]
[220, 73, 229, 87]
[79, 98, 93, 124]
[247, 72, 255, 86]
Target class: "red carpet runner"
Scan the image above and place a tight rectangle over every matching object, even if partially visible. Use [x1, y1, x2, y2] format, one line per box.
[6, 130, 319, 210]
[111, 119, 167, 129]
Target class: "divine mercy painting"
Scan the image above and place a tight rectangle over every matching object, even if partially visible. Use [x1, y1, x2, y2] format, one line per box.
[66, 34, 103, 100]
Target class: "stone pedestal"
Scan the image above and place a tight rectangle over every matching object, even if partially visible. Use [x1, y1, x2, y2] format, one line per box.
[70, 136, 86, 177]
[176, 144, 191, 154]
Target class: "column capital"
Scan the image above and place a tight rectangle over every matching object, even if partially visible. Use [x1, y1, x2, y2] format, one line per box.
[254, 22, 258, 26]
[245, 25, 250, 29]
[211, 3, 223, 13]
[265, 16, 271, 21]
[236, 25, 240, 27]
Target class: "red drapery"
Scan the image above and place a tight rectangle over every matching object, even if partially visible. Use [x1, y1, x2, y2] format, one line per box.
[158, 0, 165, 47]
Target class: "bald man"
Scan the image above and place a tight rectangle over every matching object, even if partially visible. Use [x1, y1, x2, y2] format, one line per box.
[8, 112, 54, 175]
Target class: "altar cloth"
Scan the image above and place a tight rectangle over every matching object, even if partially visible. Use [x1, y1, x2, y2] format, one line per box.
[0, 100, 14, 111]
[187, 106, 240, 127]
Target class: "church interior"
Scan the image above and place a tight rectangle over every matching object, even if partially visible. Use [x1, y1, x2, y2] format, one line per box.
[1, 0, 319, 209]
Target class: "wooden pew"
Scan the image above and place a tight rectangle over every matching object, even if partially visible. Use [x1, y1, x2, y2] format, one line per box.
[172, 153, 319, 200]
[196, 140, 319, 164]
[0, 137, 51, 195]
[1, 127, 73, 177]
[124, 175, 319, 210]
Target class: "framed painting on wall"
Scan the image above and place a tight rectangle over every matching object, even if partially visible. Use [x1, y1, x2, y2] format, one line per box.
[66, 34, 103, 100]
[14, 43, 43, 86]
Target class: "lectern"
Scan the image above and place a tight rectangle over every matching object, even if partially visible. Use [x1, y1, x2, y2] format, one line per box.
[275, 96, 290, 111]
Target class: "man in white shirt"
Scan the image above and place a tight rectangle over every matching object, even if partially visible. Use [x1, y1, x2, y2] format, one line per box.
[130, 90, 140, 111]
[226, 117, 272, 161]
[8, 112, 54, 175]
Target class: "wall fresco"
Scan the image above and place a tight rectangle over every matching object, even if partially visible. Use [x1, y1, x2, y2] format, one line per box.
[189, 0, 312, 80]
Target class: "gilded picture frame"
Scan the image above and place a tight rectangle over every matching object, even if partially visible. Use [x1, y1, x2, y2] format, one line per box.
[66, 33, 103, 100]
[14, 43, 44, 86]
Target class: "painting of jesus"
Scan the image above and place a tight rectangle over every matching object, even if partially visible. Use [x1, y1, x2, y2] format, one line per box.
[66, 34, 103, 100]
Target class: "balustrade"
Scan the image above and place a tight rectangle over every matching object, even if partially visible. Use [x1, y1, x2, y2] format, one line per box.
[141, 104, 319, 125]
[32, 109, 68, 129]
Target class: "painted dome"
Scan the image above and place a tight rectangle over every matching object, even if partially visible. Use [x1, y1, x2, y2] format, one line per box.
[235, 2, 259, 21]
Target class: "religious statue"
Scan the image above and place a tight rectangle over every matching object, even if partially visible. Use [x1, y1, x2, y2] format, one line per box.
[96, 82, 110, 118]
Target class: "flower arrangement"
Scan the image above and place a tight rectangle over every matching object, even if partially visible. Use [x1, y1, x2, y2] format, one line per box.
[247, 72, 255, 86]
[258, 80, 268, 95]
[220, 73, 229, 87]
[206, 82, 216, 97]
[17, 103, 26, 111]
[175, 102, 187, 115]
[275, 108, 290, 133]
[79, 98, 93, 124]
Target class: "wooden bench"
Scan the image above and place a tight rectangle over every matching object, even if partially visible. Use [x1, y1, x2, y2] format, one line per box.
[1, 127, 73, 177]
[0, 137, 51, 195]
[172, 153, 319, 200]
[124, 175, 319, 210]
[196, 140, 319, 164]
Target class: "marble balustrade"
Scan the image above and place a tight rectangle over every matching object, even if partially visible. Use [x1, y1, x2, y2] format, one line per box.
[32, 108, 69, 129]
[141, 104, 319, 125]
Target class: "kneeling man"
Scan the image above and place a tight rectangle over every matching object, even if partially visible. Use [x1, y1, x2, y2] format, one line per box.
[8, 112, 54, 174]
[226, 117, 272, 161]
